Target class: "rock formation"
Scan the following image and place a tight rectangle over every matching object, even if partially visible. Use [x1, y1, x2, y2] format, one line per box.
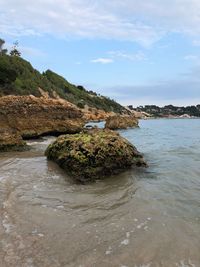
[105, 115, 139, 130]
[0, 128, 26, 152]
[0, 95, 85, 151]
[45, 128, 146, 183]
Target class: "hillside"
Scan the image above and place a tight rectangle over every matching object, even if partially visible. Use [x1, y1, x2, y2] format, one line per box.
[0, 54, 125, 113]
[128, 104, 200, 117]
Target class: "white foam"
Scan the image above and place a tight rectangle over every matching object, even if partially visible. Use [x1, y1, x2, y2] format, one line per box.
[57, 205, 64, 209]
[38, 233, 44, 237]
[2, 220, 12, 233]
[134, 264, 152, 267]
[176, 259, 196, 267]
[126, 232, 130, 238]
[121, 239, 129, 246]
[105, 250, 112, 255]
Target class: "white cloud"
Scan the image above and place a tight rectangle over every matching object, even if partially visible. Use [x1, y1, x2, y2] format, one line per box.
[184, 55, 198, 61]
[184, 54, 200, 65]
[91, 58, 113, 64]
[108, 50, 147, 61]
[1, 0, 200, 46]
[192, 40, 200, 46]
[0, 0, 161, 46]
[103, 78, 200, 106]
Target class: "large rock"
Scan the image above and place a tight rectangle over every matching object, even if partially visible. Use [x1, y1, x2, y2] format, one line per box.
[0, 95, 85, 151]
[0, 128, 26, 152]
[45, 129, 146, 182]
[105, 115, 139, 130]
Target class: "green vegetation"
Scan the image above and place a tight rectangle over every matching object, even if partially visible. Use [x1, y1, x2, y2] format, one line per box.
[0, 39, 125, 113]
[129, 104, 200, 117]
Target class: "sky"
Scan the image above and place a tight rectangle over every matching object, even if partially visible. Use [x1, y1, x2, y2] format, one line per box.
[1, 0, 200, 107]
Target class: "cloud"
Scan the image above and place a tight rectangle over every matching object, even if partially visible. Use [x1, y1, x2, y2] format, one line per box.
[0, 0, 161, 46]
[99, 63, 200, 106]
[105, 0, 200, 36]
[2, 1, 200, 47]
[184, 55, 198, 61]
[184, 54, 200, 65]
[108, 50, 147, 61]
[91, 58, 113, 64]
[104, 80, 200, 106]
[192, 40, 200, 46]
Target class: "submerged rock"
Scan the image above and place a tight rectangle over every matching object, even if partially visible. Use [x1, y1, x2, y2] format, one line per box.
[45, 129, 146, 182]
[105, 115, 139, 130]
[0, 95, 85, 151]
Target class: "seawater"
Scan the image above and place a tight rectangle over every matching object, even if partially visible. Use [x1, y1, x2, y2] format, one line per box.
[0, 119, 199, 267]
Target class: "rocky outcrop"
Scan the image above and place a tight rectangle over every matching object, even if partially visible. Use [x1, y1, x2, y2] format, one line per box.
[105, 115, 139, 130]
[125, 106, 151, 119]
[0, 95, 85, 151]
[83, 105, 116, 121]
[0, 129, 27, 152]
[45, 129, 146, 183]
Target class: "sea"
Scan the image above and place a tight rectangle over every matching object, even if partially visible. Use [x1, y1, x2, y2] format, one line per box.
[0, 119, 199, 267]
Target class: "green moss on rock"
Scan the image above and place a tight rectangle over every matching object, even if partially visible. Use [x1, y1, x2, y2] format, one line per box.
[0, 142, 28, 152]
[45, 129, 147, 182]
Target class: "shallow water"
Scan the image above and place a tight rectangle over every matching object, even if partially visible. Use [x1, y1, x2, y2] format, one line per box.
[0, 119, 200, 267]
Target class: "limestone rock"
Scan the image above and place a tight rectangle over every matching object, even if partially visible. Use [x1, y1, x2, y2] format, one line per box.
[45, 129, 146, 182]
[0, 95, 85, 151]
[105, 115, 139, 130]
[0, 128, 26, 152]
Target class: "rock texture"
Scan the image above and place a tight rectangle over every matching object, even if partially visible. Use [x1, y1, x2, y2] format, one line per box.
[105, 115, 139, 130]
[45, 129, 146, 182]
[0, 95, 85, 151]
[83, 105, 116, 121]
[0, 129, 26, 152]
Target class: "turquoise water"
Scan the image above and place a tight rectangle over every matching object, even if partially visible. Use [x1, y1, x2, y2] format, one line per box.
[0, 119, 199, 267]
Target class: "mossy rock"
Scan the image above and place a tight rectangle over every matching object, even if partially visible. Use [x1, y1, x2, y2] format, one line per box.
[45, 129, 147, 182]
[0, 143, 28, 152]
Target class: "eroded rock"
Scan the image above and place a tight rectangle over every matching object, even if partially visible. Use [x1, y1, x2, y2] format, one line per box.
[105, 115, 139, 130]
[0, 95, 85, 151]
[0, 128, 27, 152]
[45, 129, 146, 182]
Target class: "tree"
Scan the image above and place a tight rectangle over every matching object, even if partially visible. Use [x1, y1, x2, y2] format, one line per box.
[10, 41, 21, 57]
[0, 38, 5, 51]
[0, 38, 7, 55]
[0, 59, 17, 85]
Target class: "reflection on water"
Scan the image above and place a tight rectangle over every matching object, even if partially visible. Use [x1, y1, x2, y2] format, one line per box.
[0, 119, 200, 267]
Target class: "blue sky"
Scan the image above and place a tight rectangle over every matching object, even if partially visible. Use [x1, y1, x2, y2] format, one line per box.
[1, 0, 200, 106]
